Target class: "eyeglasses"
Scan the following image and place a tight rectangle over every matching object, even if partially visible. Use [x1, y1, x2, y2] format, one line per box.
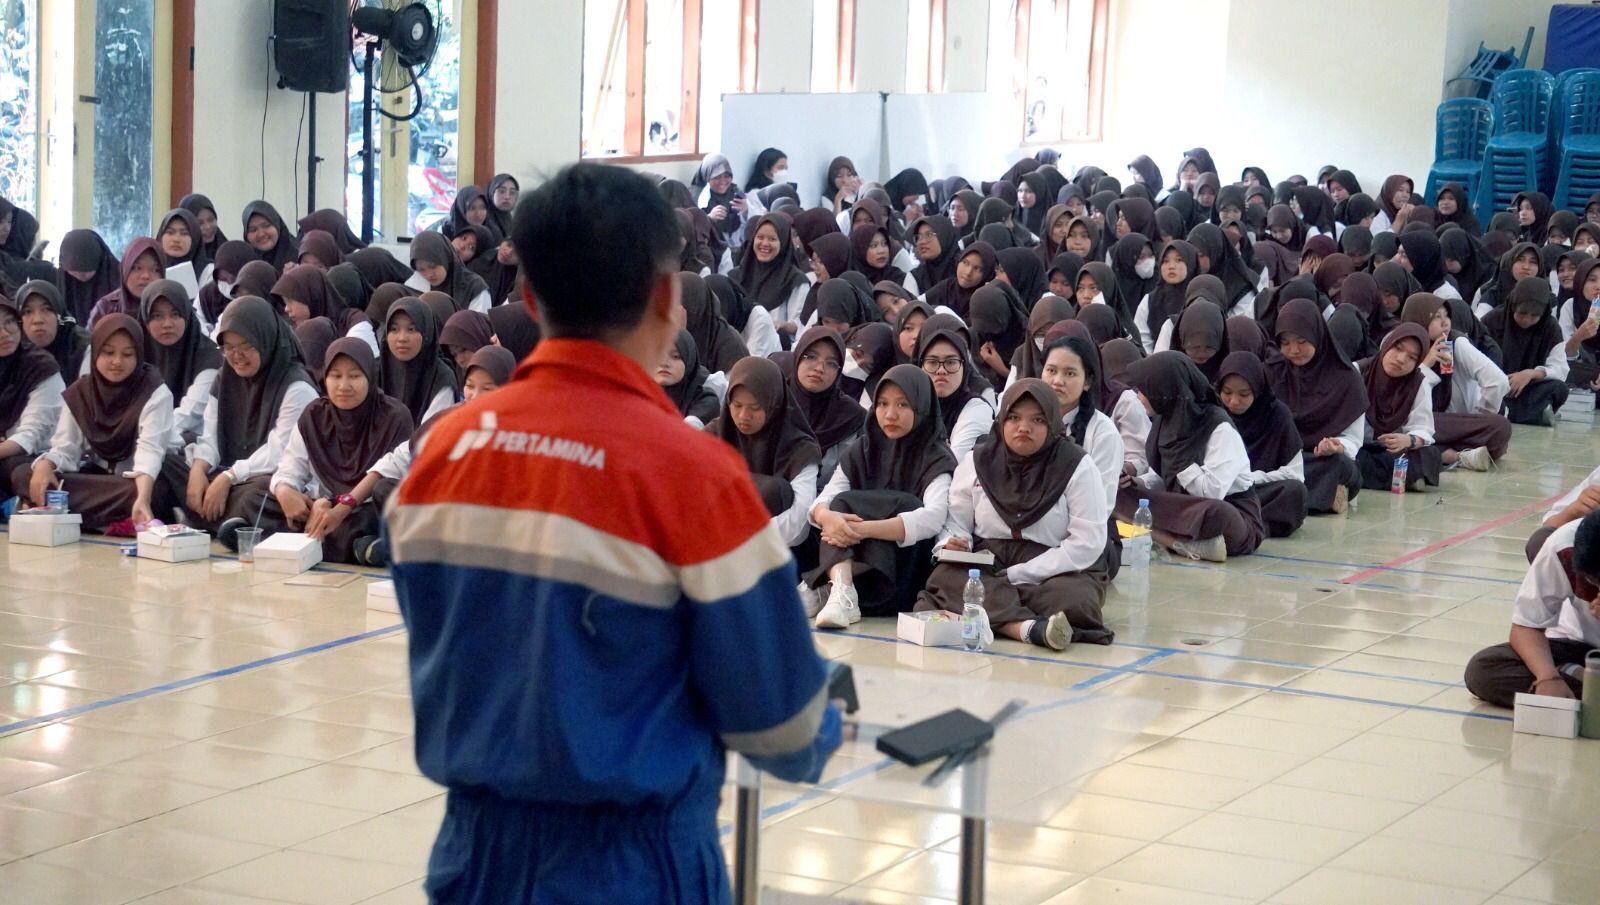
[920, 357, 964, 374]
[221, 342, 258, 358]
[799, 352, 841, 371]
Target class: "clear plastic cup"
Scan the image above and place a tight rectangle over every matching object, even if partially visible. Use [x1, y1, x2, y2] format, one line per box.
[236, 528, 263, 563]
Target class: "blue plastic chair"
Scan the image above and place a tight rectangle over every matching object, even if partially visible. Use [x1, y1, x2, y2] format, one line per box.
[1425, 98, 1493, 204]
[1553, 70, 1600, 211]
[1475, 69, 1555, 225]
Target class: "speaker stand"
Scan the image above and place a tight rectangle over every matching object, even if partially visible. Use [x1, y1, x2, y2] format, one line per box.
[306, 93, 322, 214]
[361, 42, 377, 244]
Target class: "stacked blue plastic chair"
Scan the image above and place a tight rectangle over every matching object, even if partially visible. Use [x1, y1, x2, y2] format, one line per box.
[1424, 98, 1492, 205]
[1474, 68, 1555, 226]
[1552, 69, 1600, 212]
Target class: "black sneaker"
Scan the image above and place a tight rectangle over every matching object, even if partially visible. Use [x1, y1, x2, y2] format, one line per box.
[353, 535, 388, 567]
[216, 517, 248, 552]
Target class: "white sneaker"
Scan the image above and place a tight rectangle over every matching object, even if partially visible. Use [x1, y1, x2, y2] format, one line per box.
[1168, 535, 1227, 563]
[814, 583, 860, 630]
[1042, 612, 1072, 651]
[1457, 446, 1494, 472]
[797, 582, 825, 619]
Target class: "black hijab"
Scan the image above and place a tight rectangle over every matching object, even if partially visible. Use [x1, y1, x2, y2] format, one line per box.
[1125, 351, 1232, 486]
[16, 280, 89, 378]
[1483, 277, 1563, 374]
[157, 208, 209, 272]
[139, 279, 222, 400]
[410, 231, 490, 311]
[0, 295, 61, 435]
[56, 229, 121, 325]
[179, 193, 226, 258]
[969, 281, 1030, 388]
[1265, 298, 1370, 449]
[662, 330, 720, 423]
[241, 201, 299, 273]
[914, 316, 982, 438]
[711, 356, 821, 500]
[1144, 240, 1200, 333]
[680, 272, 750, 373]
[1216, 351, 1299, 472]
[839, 364, 957, 494]
[1108, 234, 1156, 324]
[731, 214, 809, 312]
[1397, 230, 1449, 292]
[1435, 183, 1480, 235]
[784, 326, 866, 449]
[973, 379, 1084, 532]
[924, 242, 997, 320]
[908, 215, 961, 290]
[379, 297, 459, 424]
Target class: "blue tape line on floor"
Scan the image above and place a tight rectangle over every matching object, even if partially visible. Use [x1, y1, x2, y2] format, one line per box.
[1252, 552, 1523, 586]
[0, 623, 405, 736]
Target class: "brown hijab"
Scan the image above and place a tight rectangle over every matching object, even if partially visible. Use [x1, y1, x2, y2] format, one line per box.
[409, 231, 489, 311]
[1012, 294, 1077, 380]
[783, 326, 867, 449]
[272, 265, 366, 335]
[972, 378, 1084, 531]
[63, 314, 165, 464]
[1265, 298, 1369, 448]
[139, 279, 222, 400]
[1359, 324, 1430, 436]
[465, 345, 517, 386]
[212, 296, 314, 463]
[713, 356, 822, 486]
[296, 229, 344, 269]
[300, 337, 415, 495]
[90, 238, 164, 326]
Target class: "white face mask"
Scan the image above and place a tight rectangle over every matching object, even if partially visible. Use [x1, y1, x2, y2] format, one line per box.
[913, 195, 928, 207]
[1135, 258, 1156, 279]
[771, 168, 790, 184]
[842, 357, 868, 380]
[217, 280, 234, 298]
[1033, 337, 1047, 352]
[1580, 243, 1599, 256]
[1552, 238, 1570, 248]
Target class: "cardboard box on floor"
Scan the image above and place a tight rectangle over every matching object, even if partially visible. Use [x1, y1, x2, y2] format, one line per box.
[252, 532, 323, 574]
[8, 511, 82, 547]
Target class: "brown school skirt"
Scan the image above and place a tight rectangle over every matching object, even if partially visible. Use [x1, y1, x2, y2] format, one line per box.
[916, 537, 1113, 644]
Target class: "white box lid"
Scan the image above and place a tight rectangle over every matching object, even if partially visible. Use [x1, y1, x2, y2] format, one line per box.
[13, 511, 82, 524]
[253, 532, 320, 558]
[137, 528, 210, 547]
[1514, 692, 1581, 712]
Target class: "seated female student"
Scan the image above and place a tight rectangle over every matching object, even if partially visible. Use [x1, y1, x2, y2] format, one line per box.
[969, 282, 1030, 392]
[680, 271, 750, 375]
[801, 365, 956, 629]
[1134, 240, 1198, 354]
[379, 297, 458, 429]
[1040, 325, 1126, 512]
[1075, 262, 1138, 340]
[197, 241, 258, 335]
[1267, 298, 1369, 514]
[0, 295, 65, 486]
[708, 357, 821, 549]
[1009, 295, 1077, 383]
[1047, 251, 1086, 300]
[55, 228, 121, 325]
[849, 224, 917, 296]
[1399, 293, 1511, 470]
[1483, 277, 1570, 426]
[1353, 323, 1441, 492]
[872, 279, 916, 322]
[1152, 274, 1226, 354]
[271, 266, 378, 355]
[408, 232, 492, 313]
[267, 338, 414, 563]
[1475, 242, 1540, 318]
[16, 280, 89, 379]
[656, 330, 720, 428]
[731, 214, 811, 342]
[707, 273, 779, 361]
[14, 315, 172, 533]
[893, 301, 934, 365]
[295, 229, 344, 272]
[1464, 510, 1600, 709]
[842, 322, 896, 407]
[438, 310, 497, 374]
[241, 201, 299, 274]
[1216, 351, 1308, 538]
[177, 297, 317, 546]
[915, 317, 995, 462]
[779, 328, 866, 571]
[1116, 351, 1263, 562]
[138, 280, 221, 452]
[1561, 257, 1600, 392]
[922, 242, 997, 320]
[88, 238, 164, 328]
[917, 378, 1112, 650]
[157, 208, 210, 286]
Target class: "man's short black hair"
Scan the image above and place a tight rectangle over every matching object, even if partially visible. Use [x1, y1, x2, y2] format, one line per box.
[512, 163, 679, 337]
[1574, 510, 1600, 578]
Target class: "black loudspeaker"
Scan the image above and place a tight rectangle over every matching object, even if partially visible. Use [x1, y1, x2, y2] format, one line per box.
[273, 0, 350, 94]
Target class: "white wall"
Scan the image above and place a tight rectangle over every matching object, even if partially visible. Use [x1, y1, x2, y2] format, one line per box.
[756, 0, 812, 91]
[191, 0, 344, 232]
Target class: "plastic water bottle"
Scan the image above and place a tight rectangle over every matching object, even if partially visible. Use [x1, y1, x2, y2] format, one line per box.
[1127, 499, 1154, 570]
[962, 570, 985, 652]
[1390, 455, 1409, 494]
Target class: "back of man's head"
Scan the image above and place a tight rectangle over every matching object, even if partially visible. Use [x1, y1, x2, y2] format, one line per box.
[1574, 510, 1600, 579]
[512, 164, 678, 337]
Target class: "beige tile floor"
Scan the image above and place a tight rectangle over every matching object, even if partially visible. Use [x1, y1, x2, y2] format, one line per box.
[2, 404, 1599, 904]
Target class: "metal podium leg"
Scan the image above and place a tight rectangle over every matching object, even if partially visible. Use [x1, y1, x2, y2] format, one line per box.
[957, 815, 986, 905]
[732, 757, 761, 905]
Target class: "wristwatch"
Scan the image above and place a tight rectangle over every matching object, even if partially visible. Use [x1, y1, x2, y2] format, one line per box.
[334, 493, 358, 509]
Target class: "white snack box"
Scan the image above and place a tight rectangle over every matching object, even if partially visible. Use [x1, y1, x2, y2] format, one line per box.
[252, 532, 323, 574]
[137, 528, 211, 562]
[9, 511, 83, 547]
[1513, 692, 1580, 739]
[897, 611, 966, 648]
[367, 579, 399, 614]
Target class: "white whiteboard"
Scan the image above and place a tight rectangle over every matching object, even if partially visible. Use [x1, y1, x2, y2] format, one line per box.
[884, 93, 1019, 186]
[719, 93, 887, 200]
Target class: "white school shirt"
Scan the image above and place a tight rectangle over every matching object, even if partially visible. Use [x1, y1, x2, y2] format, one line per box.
[1363, 372, 1436, 446]
[769, 278, 814, 330]
[468, 289, 492, 314]
[1433, 282, 1463, 302]
[166, 367, 219, 452]
[3, 374, 66, 456]
[270, 425, 335, 499]
[1111, 389, 1152, 475]
[1153, 317, 1175, 353]
[1245, 450, 1305, 488]
[1370, 210, 1393, 234]
[1134, 293, 1156, 353]
[1334, 413, 1364, 460]
[892, 247, 918, 276]
[947, 395, 995, 463]
[812, 465, 953, 547]
[937, 454, 1109, 586]
[345, 320, 381, 358]
[1131, 421, 1251, 500]
[1533, 341, 1571, 383]
[420, 386, 456, 424]
[772, 463, 820, 547]
[1443, 336, 1508, 414]
[1227, 291, 1256, 320]
[192, 380, 319, 481]
[741, 306, 781, 360]
[39, 383, 174, 480]
[1512, 520, 1600, 646]
[1546, 463, 1600, 522]
[1062, 406, 1124, 508]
